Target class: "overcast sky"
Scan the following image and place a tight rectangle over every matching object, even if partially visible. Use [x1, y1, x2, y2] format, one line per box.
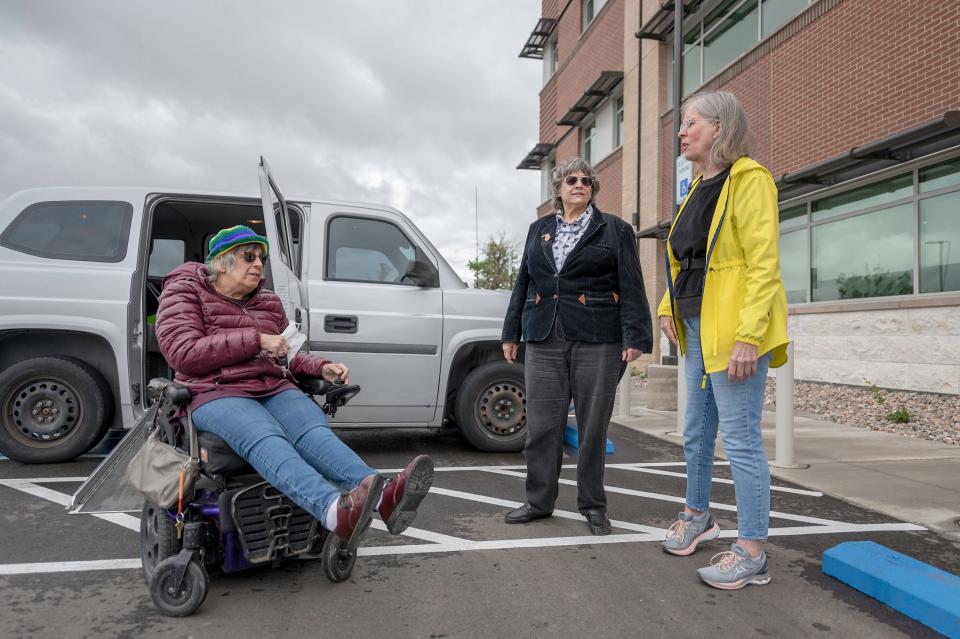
[0, 1, 543, 281]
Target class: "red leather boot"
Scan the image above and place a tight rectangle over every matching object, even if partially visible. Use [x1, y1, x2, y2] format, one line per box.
[379, 455, 434, 534]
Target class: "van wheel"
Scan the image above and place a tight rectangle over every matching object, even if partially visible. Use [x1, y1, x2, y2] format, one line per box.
[0, 356, 113, 463]
[455, 361, 526, 452]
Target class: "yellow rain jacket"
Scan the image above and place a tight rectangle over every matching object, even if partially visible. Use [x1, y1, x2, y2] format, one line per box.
[657, 156, 789, 373]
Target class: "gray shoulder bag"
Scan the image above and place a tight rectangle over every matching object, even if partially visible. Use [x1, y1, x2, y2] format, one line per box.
[126, 409, 200, 509]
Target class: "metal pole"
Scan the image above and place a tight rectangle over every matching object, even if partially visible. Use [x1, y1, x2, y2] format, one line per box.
[674, 353, 685, 436]
[773, 342, 801, 467]
[667, 0, 683, 364]
[474, 186, 479, 288]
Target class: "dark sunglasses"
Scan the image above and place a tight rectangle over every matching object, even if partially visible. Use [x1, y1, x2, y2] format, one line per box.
[564, 175, 594, 187]
[238, 250, 268, 265]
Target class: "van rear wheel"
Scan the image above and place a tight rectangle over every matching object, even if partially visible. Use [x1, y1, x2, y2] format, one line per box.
[0, 356, 113, 463]
[455, 361, 526, 452]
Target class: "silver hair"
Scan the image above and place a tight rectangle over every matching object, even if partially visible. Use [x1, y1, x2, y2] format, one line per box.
[682, 90, 753, 168]
[551, 156, 600, 212]
[205, 250, 237, 284]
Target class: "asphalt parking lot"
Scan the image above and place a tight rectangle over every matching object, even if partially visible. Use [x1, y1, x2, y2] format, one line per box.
[2, 423, 958, 639]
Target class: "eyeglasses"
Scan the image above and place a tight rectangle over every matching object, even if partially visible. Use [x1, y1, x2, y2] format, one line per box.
[563, 175, 594, 187]
[238, 250, 267, 265]
[679, 118, 717, 132]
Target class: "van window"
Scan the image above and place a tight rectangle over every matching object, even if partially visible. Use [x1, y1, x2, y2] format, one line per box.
[325, 216, 425, 284]
[148, 239, 185, 277]
[0, 200, 133, 262]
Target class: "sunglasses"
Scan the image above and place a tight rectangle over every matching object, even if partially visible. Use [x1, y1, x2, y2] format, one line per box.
[563, 175, 594, 187]
[238, 250, 268, 265]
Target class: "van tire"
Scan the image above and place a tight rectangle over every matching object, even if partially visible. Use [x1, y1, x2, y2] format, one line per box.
[0, 356, 114, 464]
[455, 361, 526, 452]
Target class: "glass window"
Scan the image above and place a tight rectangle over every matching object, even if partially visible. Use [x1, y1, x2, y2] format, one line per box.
[919, 157, 960, 193]
[326, 216, 426, 285]
[780, 205, 807, 231]
[148, 239, 185, 277]
[0, 200, 133, 262]
[779, 229, 808, 304]
[582, 122, 597, 165]
[811, 204, 913, 301]
[920, 191, 960, 293]
[761, 0, 808, 38]
[703, 0, 758, 79]
[812, 174, 912, 222]
[582, 0, 594, 30]
[614, 96, 624, 148]
[681, 29, 702, 98]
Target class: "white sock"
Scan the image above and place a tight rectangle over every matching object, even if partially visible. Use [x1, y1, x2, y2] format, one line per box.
[323, 495, 339, 531]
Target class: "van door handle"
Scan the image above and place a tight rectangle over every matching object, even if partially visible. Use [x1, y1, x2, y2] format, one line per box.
[324, 315, 358, 334]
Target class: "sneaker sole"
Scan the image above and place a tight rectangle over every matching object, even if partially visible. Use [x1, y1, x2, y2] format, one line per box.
[700, 573, 771, 590]
[662, 522, 721, 556]
[385, 457, 434, 535]
[345, 473, 385, 551]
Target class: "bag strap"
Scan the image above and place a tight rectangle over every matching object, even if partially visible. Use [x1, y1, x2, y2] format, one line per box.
[185, 408, 200, 463]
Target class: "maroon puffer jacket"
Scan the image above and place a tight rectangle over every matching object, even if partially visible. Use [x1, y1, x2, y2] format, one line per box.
[155, 262, 330, 402]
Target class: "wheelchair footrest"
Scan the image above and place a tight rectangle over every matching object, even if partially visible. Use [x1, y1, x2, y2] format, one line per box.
[230, 481, 320, 564]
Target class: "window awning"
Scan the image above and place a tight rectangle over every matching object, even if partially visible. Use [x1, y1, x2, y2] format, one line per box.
[556, 71, 624, 126]
[636, 219, 672, 240]
[517, 142, 555, 170]
[635, 0, 696, 41]
[519, 18, 559, 59]
[777, 111, 960, 202]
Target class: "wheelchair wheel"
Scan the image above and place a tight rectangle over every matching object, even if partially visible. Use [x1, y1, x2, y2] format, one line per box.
[149, 557, 208, 617]
[322, 534, 356, 582]
[140, 501, 181, 585]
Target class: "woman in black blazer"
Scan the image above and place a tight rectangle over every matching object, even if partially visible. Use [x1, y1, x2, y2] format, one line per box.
[501, 156, 652, 535]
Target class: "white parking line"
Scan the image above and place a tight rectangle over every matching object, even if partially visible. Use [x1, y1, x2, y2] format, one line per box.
[0, 460, 927, 575]
[610, 465, 824, 497]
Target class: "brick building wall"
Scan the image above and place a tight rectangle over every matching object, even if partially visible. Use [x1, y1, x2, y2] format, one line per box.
[536, 0, 626, 219]
[657, 0, 960, 220]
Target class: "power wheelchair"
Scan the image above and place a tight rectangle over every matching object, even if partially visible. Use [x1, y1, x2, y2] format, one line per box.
[139, 375, 363, 617]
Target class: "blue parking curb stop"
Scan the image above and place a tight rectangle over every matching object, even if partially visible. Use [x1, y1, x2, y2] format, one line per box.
[823, 541, 960, 638]
[563, 424, 614, 455]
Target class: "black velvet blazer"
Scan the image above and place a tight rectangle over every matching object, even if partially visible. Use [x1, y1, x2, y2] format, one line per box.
[501, 208, 653, 351]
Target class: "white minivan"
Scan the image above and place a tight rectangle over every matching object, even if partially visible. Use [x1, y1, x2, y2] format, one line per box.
[0, 158, 526, 463]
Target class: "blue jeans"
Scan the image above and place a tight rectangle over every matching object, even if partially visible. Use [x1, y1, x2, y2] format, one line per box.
[192, 389, 376, 521]
[682, 317, 771, 540]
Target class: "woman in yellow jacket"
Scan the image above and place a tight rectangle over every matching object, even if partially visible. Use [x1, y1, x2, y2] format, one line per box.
[657, 90, 789, 590]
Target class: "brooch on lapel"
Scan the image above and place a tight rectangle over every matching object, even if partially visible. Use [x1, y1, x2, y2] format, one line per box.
[542, 233, 552, 242]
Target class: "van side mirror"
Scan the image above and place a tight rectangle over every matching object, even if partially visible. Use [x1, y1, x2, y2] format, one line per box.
[402, 259, 440, 287]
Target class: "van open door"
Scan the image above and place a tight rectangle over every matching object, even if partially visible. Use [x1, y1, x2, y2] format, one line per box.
[258, 157, 309, 335]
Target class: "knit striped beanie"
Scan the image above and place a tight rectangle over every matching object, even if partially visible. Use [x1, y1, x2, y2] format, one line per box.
[205, 225, 270, 262]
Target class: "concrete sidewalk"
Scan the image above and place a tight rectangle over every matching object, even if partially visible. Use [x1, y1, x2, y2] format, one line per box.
[611, 391, 960, 542]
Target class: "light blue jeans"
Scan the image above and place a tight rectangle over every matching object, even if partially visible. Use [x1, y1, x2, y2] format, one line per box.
[681, 317, 771, 540]
[192, 389, 376, 521]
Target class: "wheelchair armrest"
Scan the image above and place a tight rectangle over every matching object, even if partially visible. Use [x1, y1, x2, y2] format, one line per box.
[147, 377, 193, 407]
[298, 377, 331, 397]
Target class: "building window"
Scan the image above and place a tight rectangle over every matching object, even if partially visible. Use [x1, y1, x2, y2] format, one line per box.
[582, 0, 595, 31]
[543, 34, 558, 84]
[781, 154, 960, 304]
[669, 0, 811, 102]
[541, 156, 555, 204]
[582, 122, 597, 165]
[614, 96, 624, 148]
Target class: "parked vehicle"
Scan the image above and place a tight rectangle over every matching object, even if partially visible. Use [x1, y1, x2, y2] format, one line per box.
[0, 158, 526, 463]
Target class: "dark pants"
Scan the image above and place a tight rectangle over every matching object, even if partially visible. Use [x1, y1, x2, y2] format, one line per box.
[523, 320, 625, 514]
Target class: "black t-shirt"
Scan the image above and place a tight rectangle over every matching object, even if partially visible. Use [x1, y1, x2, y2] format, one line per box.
[670, 168, 730, 318]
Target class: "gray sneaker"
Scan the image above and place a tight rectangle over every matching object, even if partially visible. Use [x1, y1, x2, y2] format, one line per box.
[661, 510, 720, 556]
[697, 543, 771, 590]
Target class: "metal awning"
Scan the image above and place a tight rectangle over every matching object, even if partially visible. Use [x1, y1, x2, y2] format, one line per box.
[519, 18, 559, 59]
[556, 72, 624, 126]
[777, 111, 960, 201]
[635, 0, 697, 41]
[636, 219, 672, 240]
[517, 142, 555, 170]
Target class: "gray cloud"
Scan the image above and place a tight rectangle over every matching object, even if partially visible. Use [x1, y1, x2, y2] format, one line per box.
[0, 1, 543, 279]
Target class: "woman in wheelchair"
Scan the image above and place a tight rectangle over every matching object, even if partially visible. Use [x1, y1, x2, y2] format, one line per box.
[155, 225, 434, 550]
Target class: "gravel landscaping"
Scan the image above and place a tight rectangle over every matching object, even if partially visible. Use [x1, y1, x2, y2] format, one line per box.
[630, 373, 960, 447]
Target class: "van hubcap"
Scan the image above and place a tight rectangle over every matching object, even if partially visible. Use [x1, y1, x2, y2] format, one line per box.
[476, 381, 526, 437]
[5, 378, 80, 442]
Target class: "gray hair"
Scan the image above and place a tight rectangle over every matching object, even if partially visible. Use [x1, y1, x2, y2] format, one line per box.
[551, 156, 601, 212]
[682, 90, 753, 168]
[205, 250, 237, 284]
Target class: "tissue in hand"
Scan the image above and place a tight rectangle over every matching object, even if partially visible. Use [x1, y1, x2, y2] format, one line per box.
[281, 324, 308, 357]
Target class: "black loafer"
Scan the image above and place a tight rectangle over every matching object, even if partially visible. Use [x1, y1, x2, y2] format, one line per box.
[584, 509, 611, 536]
[505, 504, 553, 524]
